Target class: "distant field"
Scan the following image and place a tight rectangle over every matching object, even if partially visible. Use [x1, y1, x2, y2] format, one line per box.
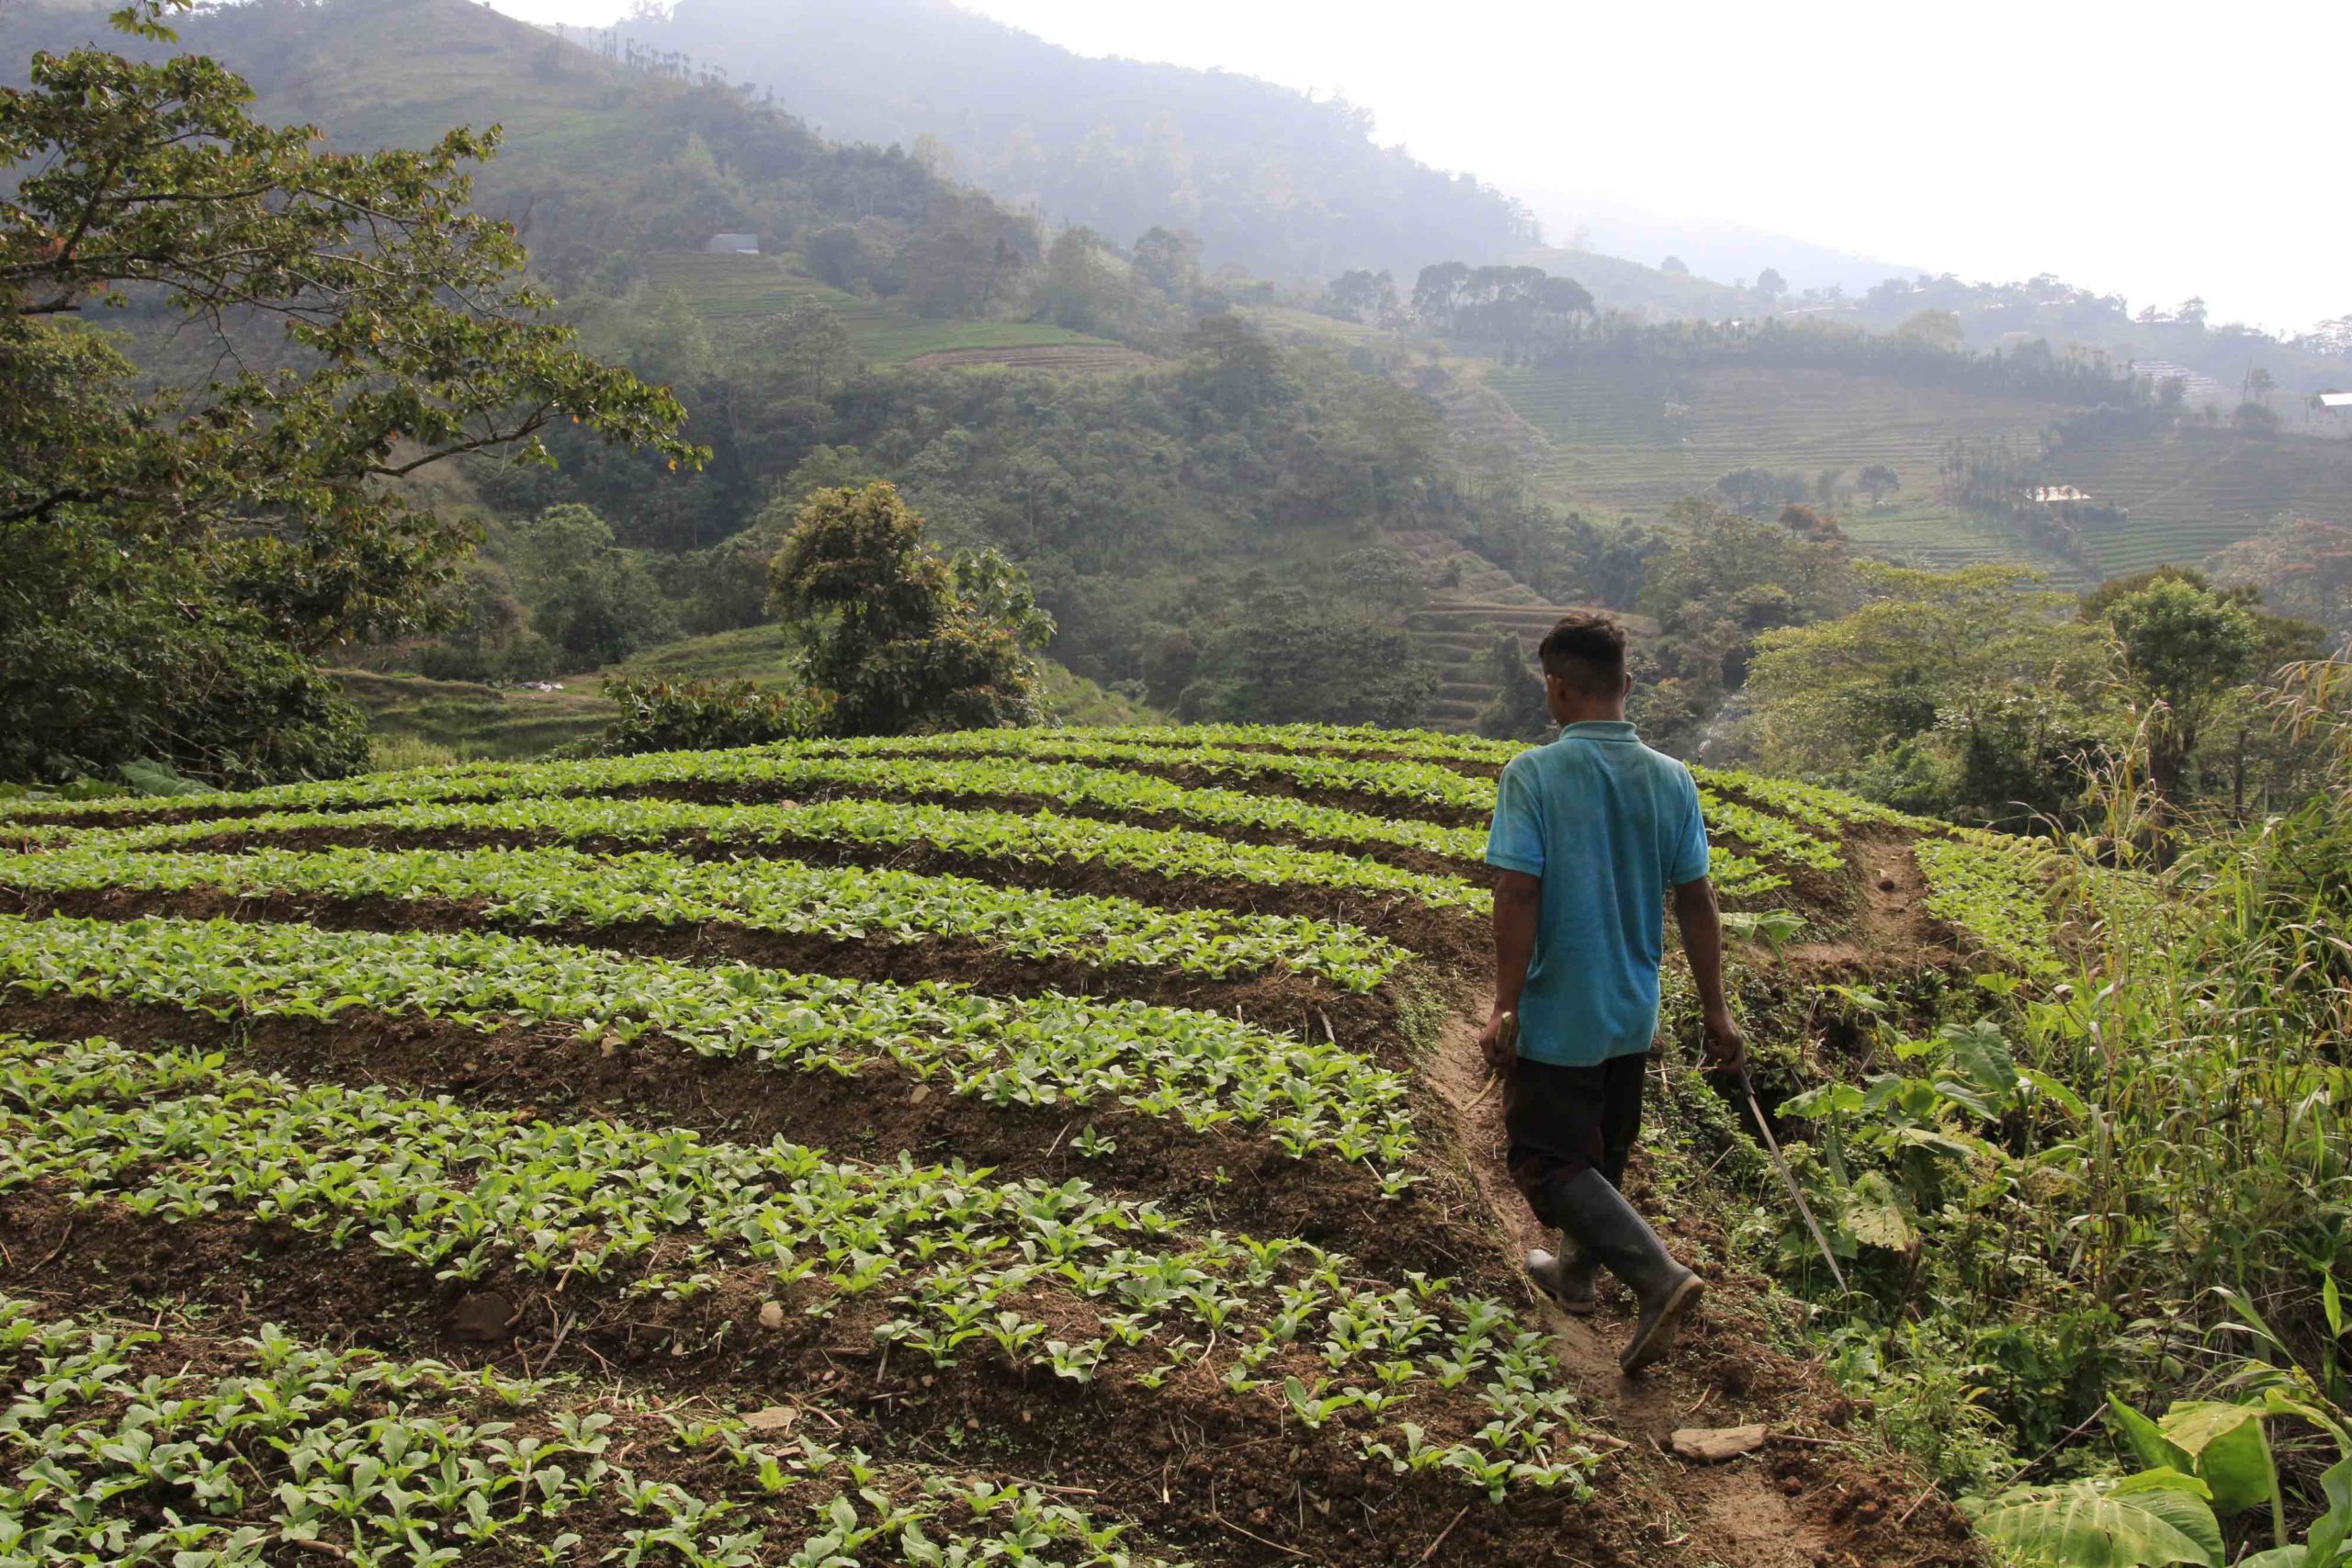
[1487, 363, 2067, 516]
[1838, 501, 2091, 587]
[643, 254, 1121, 367]
[2044, 427, 2352, 576]
[334, 671, 616, 762]
[341, 629, 1152, 762]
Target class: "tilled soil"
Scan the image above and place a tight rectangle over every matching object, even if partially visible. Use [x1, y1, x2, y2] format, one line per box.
[0, 751, 1988, 1568]
[2, 879, 1417, 1042]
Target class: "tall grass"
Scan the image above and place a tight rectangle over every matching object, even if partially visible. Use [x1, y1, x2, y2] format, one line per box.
[1776, 662, 2351, 1494]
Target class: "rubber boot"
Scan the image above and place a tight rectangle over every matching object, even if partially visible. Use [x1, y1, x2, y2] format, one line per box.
[1524, 1242, 1598, 1314]
[1550, 1168, 1703, 1373]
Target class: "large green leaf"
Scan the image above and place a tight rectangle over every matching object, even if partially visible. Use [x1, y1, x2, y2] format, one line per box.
[1963, 1471, 2222, 1568]
[1843, 1171, 1918, 1251]
[2109, 1395, 2193, 1475]
[2307, 1455, 2352, 1568]
[2160, 1401, 2277, 1516]
[1939, 1018, 2018, 1099]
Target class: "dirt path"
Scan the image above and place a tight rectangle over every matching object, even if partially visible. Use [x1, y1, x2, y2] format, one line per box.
[1786, 833, 1952, 975]
[1430, 1014, 1974, 1568]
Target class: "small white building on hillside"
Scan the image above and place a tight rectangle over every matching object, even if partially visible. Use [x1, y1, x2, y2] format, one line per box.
[2030, 485, 2095, 504]
[704, 233, 760, 255]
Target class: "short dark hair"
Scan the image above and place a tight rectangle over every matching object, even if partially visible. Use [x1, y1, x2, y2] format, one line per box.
[1537, 611, 1628, 696]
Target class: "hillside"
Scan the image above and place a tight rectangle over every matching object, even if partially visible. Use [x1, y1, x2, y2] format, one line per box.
[617, 0, 1536, 280]
[0, 723, 2028, 1566]
[1, 0, 1082, 366]
[2041, 425, 2352, 577]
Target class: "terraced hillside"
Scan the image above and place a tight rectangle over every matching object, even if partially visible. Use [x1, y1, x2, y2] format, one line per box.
[1487, 364, 2066, 519]
[1384, 532, 1661, 730]
[643, 254, 1127, 369]
[2044, 426, 2352, 577]
[0, 726, 2038, 1566]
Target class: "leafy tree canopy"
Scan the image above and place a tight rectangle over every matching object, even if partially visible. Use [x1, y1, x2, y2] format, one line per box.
[1747, 562, 2115, 824]
[0, 0, 695, 784]
[767, 481, 1052, 735]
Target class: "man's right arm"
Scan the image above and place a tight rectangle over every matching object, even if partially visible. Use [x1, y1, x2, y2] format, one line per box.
[1482, 871, 1541, 1070]
[1481, 759, 1545, 1072]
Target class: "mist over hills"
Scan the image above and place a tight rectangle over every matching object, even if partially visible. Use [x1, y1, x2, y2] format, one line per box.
[612, 0, 1537, 281]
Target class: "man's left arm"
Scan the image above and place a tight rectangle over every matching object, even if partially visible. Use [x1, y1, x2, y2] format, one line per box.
[1672, 877, 1745, 1072]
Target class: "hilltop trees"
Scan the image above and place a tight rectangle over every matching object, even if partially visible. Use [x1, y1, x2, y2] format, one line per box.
[768, 482, 1052, 734]
[0, 0, 694, 785]
[1410, 261, 1593, 355]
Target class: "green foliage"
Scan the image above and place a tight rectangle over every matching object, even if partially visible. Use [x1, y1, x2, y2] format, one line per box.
[0, 1025, 1598, 1493]
[769, 483, 1050, 735]
[0, 1293, 1182, 1566]
[1, 910, 1412, 1166]
[1747, 562, 2117, 825]
[2095, 575, 2260, 801]
[507, 504, 679, 666]
[599, 675, 826, 754]
[2, 833, 1412, 994]
[1180, 586, 1437, 730]
[1963, 1471, 2225, 1567]
[0, 0, 693, 785]
[1630, 499, 1857, 750]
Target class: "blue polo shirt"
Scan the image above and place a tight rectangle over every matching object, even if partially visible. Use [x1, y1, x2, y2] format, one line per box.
[1485, 722, 1713, 1066]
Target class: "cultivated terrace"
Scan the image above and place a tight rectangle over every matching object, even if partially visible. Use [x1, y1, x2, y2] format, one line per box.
[0, 722, 2054, 1567]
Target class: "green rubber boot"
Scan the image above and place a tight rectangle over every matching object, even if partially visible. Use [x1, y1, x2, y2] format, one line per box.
[1551, 1168, 1703, 1374]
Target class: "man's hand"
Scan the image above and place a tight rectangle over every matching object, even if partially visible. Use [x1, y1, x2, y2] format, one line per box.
[1700, 1003, 1746, 1075]
[1477, 1008, 1519, 1074]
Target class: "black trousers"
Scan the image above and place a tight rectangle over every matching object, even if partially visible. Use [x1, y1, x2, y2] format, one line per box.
[1503, 1052, 1648, 1230]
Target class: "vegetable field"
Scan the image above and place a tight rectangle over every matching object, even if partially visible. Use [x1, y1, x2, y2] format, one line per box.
[0, 725, 2018, 1566]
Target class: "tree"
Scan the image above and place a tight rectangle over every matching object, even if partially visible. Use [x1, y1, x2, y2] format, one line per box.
[1747, 563, 2113, 824]
[1410, 260, 1471, 329]
[1, 0, 694, 784]
[1320, 268, 1399, 327]
[1131, 226, 1202, 300]
[1475, 633, 1552, 741]
[1896, 309, 1964, 351]
[507, 504, 677, 667]
[1755, 267, 1787, 300]
[1660, 255, 1690, 277]
[1858, 465, 1902, 506]
[1180, 586, 1435, 728]
[2096, 576, 2258, 805]
[767, 481, 1052, 735]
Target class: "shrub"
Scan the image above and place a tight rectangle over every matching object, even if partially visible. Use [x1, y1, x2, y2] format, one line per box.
[599, 677, 829, 755]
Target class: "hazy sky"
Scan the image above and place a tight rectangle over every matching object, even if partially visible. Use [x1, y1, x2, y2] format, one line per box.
[489, 0, 2346, 333]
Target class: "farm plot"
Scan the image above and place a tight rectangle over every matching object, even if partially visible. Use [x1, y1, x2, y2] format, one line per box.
[0, 724, 2005, 1565]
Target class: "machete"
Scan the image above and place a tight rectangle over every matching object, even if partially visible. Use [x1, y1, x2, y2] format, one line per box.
[1736, 1063, 1849, 1293]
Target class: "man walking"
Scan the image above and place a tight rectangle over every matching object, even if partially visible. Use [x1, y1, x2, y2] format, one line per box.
[1478, 612, 1743, 1374]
